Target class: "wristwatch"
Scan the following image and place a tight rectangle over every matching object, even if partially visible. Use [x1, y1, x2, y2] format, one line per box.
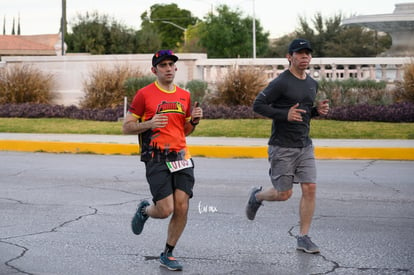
[190, 119, 199, 126]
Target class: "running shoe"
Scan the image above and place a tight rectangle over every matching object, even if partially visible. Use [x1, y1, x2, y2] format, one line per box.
[160, 252, 183, 271]
[245, 186, 263, 220]
[296, 235, 320, 254]
[131, 200, 149, 235]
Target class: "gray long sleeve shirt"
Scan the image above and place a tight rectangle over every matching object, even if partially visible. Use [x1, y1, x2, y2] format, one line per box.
[253, 70, 319, 148]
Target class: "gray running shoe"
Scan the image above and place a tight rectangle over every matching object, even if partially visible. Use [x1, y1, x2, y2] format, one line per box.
[245, 186, 263, 220]
[296, 235, 320, 254]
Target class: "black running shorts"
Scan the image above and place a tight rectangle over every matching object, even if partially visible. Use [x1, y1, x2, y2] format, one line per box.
[144, 160, 195, 203]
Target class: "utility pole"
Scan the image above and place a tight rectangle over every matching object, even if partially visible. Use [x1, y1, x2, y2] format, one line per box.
[252, 0, 256, 59]
[161, 20, 187, 47]
[61, 0, 66, 55]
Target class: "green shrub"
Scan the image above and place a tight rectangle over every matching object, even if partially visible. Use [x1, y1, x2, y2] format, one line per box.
[81, 64, 144, 109]
[0, 64, 56, 104]
[124, 75, 156, 103]
[185, 79, 209, 104]
[317, 79, 393, 107]
[211, 66, 268, 106]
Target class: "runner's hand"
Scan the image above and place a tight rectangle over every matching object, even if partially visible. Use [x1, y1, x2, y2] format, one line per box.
[288, 103, 306, 122]
[150, 114, 168, 129]
[191, 102, 203, 123]
[317, 100, 329, 116]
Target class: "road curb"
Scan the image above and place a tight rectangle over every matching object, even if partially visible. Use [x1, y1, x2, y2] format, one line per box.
[1, 140, 413, 160]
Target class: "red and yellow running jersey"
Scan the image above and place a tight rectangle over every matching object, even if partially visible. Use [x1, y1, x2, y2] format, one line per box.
[129, 81, 192, 162]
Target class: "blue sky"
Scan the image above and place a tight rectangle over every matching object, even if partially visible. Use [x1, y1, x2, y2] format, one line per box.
[2, 0, 407, 38]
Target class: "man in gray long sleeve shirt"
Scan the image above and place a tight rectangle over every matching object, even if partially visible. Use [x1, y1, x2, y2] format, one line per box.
[246, 38, 329, 254]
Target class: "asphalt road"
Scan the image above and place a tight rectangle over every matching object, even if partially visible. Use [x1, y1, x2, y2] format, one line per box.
[1, 152, 413, 275]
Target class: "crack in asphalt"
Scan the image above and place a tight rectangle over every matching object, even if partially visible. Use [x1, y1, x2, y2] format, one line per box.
[1, 167, 141, 274]
[1, 204, 98, 274]
[354, 160, 401, 194]
[312, 264, 411, 275]
[1, 206, 98, 241]
[79, 184, 139, 196]
[144, 253, 412, 275]
[298, 212, 413, 275]
[287, 225, 341, 274]
[287, 227, 411, 275]
[6, 169, 28, 177]
[0, 197, 25, 204]
[144, 255, 280, 270]
[1, 240, 32, 275]
[1, 159, 411, 274]
[285, 159, 412, 275]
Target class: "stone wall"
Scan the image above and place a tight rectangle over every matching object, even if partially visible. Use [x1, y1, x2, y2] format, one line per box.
[1, 53, 206, 105]
[0, 54, 411, 106]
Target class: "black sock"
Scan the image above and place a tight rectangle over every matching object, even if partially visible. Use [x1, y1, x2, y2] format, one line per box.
[164, 243, 175, 255]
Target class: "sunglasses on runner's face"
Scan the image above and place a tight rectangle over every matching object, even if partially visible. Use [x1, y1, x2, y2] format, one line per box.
[155, 50, 174, 58]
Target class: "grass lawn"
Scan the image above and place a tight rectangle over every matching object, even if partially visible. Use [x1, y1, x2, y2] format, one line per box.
[0, 118, 413, 139]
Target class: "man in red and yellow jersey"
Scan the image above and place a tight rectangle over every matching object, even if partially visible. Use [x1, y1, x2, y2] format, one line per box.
[123, 50, 203, 271]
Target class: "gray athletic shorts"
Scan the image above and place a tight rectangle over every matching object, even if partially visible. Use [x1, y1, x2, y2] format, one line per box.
[145, 160, 195, 203]
[268, 144, 317, 192]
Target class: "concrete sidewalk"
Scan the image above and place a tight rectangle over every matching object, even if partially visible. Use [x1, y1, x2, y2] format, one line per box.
[1, 133, 414, 160]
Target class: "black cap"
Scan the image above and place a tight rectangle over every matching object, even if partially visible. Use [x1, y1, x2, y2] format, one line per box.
[152, 49, 178, 67]
[288, 39, 313, 54]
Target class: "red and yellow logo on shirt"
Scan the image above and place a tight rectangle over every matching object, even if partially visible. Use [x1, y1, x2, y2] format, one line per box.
[156, 101, 185, 115]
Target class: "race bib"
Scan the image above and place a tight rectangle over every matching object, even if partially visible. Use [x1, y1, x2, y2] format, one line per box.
[166, 159, 193, 173]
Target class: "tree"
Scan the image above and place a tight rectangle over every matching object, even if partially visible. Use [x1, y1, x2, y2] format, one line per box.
[265, 34, 296, 57]
[11, 17, 15, 35]
[267, 13, 391, 58]
[295, 12, 391, 57]
[325, 26, 391, 57]
[182, 22, 205, 53]
[65, 11, 137, 54]
[140, 4, 198, 50]
[242, 15, 269, 57]
[134, 23, 162, 53]
[198, 5, 269, 58]
[17, 13, 20, 35]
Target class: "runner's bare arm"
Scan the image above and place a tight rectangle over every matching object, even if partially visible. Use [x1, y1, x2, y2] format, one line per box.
[122, 112, 168, 135]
